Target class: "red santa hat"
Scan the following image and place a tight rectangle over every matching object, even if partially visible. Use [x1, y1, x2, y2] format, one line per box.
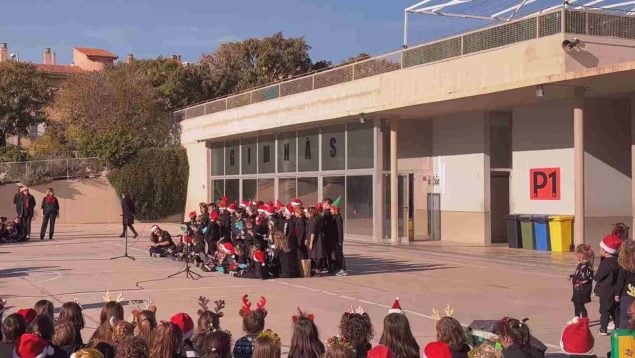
[209, 210, 219, 221]
[253, 250, 267, 266]
[560, 317, 594, 355]
[600, 234, 621, 255]
[227, 203, 237, 213]
[221, 242, 235, 255]
[275, 200, 284, 212]
[14, 333, 54, 358]
[170, 313, 194, 340]
[257, 205, 267, 214]
[218, 197, 228, 209]
[423, 341, 452, 358]
[188, 211, 197, 219]
[285, 204, 294, 215]
[388, 298, 402, 314]
[240, 200, 250, 208]
[367, 345, 395, 358]
[17, 308, 37, 325]
[316, 202, 323, 213]
[267, 201, 274, 207]
[291, 198, 303, 207]
[265, 204, 275, 216]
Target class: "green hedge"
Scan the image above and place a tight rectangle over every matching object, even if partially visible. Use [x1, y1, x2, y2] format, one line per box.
[0, 145, 29, 162]
[108, 147, 188, 220]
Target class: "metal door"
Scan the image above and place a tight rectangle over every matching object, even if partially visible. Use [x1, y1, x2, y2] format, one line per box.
[427, 193, 441, 241]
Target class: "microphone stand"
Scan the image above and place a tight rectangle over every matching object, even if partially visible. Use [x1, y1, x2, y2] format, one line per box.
[111, 214, 136, 261]
[167, 234, 202, 280]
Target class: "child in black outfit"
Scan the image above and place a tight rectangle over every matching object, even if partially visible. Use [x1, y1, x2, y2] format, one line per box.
[594, 234, 622, 335]
[571, 244, 594, 318]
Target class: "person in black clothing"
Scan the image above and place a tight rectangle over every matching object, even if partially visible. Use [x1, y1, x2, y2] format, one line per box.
[615, 239, 635, 329]
[16, 187, 35, 241]
[40, 188, 60, 241]
[594, 234, 622, 335]
[29, 315, 70, 358]
[119, 192, 138, 238]
[148, 225, 176, 257]
[499, 317, 545, 358]
[570, 244, 594, 318]
[332, 202, 347, 276]
[321, 199, 337, 273]
[13, 185, 22, 217]
[206, 210, 221, 256]
[219, 205, 232, 241]
[294, 207, 307, 261]
[273, 229, 299, 278]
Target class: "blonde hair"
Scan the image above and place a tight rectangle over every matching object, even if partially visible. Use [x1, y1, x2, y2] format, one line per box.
[619, 240, 635, 272]
[575, 244, 594, 266]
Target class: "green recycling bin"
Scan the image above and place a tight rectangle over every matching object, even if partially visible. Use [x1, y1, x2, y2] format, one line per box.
[518, 215, 535, 250]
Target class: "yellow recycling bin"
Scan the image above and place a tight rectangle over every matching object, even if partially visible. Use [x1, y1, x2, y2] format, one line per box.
[549, 216, 574, 252]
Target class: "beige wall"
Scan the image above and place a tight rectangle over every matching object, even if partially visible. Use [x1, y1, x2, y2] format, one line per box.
[565, 35, 635, 72]
[183, 142, 210, 221]
[441, 211, 487, 244]
[72, 49, 109, 71]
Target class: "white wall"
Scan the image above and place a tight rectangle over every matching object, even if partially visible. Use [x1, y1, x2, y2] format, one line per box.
[184, 142, 210, 220]
[585, 152, 631, 217]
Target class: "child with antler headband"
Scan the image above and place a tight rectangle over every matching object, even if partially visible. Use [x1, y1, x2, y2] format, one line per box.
[289, 306, 325, 358]
[425, 305, 470, 357]
[570, 244, 594, 318]
[88, 292, 125, 346]
[233, 295, 268, 358]
[193, 296, 226, 355]
[339, 306, 373, 358]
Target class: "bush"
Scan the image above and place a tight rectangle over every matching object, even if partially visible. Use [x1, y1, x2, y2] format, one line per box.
[0, 145, 29, 162]
[108, 147, 188, 220]
[76, 128, 140, 168]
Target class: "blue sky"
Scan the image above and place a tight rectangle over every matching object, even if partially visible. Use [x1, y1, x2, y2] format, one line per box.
[0, 0, 570, 65]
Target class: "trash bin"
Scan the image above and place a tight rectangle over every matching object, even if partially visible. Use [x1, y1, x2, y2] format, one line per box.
[549, 216, 574, 252]
[505, 215, 522, 249]
[518, 215, 535, 250]
[533, 215, 551, 251]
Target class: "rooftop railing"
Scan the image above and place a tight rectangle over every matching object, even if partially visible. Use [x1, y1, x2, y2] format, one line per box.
[176, 7, 635, 121]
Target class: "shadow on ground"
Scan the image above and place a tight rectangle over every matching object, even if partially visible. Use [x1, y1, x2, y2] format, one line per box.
[345, 254, 450, 276]
[0, 266, 65, 278]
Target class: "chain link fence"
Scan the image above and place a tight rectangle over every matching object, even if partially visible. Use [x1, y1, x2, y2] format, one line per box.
[0, 157, 108, 186]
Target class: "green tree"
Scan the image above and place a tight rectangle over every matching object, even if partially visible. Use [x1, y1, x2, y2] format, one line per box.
[199, 32, 313, 97]
[0, 62, 52, 146]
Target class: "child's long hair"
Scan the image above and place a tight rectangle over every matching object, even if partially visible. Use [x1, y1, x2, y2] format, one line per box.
[2, 313, 26, 343]
[113, 321, 135, 345]
[253, 330, 282, 358]
[619, 240, 635, 272]
[242, 309, 267, 336]
[29, 314, 55, 341]
[150, 322, 183, 358]
[436, 317, 466, 351]
[116, 336, 149, 358]
[575, 244, 594, 266]
[379, 313, 420, 358]
[135, 310, 157, 345]
[339, 312, 373, 354]
[325, 336, 355, 358]
[202, 330, 232, 358]
[288, 317, 325, 358]
[52, 320, 76, 347]
[500, 317, 531, 351]
[34, 299, 54, 320]
[273, 231, 289, 253]
[58, 301, 85, 332]
[613, 223, 629, 241]
[89, 301, 124, 344]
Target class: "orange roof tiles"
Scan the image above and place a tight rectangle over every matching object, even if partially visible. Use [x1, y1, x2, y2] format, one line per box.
[36, 64, 86, 75]
[74, 47, 118, 59]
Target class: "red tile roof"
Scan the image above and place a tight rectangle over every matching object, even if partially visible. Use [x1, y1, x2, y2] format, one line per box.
[36, 64, 86, 75]
[74, 47, 118, 59]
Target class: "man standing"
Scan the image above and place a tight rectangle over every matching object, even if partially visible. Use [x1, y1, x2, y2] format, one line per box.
[17, 187, 35, 240]
[332, 196, 347, 276]
[120, 192, 138, 238]
[320, 198, 337, 273]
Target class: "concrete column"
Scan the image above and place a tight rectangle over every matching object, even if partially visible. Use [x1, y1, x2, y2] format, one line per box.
[390, 119, 399, 244]
[574, 98, 585, 245]
[373, 118, 384, 242]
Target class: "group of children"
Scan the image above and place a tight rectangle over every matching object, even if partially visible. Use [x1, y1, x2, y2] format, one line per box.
[2, 293, 573, 358]
[147, 196, 348, 279]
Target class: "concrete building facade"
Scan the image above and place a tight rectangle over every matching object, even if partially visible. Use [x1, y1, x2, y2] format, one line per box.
[179, 8, 635, 247]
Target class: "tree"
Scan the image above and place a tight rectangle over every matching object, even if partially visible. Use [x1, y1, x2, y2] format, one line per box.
[0, 62, 52, 146]
[52, 64, 178, 166]
[133, 58, 209, 112]
[199, 32, 313, 97]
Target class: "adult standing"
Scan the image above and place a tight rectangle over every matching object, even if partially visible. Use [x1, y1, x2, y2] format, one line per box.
[120, 192, 138, 238]
[332, 197, 347, 276]
[16, 186, 35, 240]
[13, 185, 22, 216]
[40, 188, 59, 240]
[321, 198, 337, 273]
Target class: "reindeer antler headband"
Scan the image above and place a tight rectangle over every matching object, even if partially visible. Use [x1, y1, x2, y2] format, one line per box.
[103, 291, 125, 303]
[345, 305, 365, 315]
[431, 304, 455, 321]
[240, 294, 267, 316]
[292, 305, 315, 324]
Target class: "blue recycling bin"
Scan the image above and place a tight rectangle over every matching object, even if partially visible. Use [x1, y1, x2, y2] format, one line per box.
[533, 215, 551, 251]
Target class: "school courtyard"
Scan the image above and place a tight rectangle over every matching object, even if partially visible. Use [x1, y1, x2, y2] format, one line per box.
[0, 222, 610, 356]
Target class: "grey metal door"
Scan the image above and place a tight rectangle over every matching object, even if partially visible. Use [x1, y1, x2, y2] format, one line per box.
[427, 193, 441, 241]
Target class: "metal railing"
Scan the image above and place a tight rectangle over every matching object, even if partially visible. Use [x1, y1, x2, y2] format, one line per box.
[176, 7, 635, 121]
[0, 157, 108, 185]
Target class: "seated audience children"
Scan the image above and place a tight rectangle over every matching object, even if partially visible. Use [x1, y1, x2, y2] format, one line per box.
[29, 314, 69, 358]
[499, 317, 545, 358]
[288, 307, 325, 358]
[34, 299, 54, 320]
[17, 308, 37, 327]
[150, 321, 183, 358]
[1, 313, 26, 357]
[368, 345, 395, 358]
[202, 329, 232, 358]
[112, 321, 135, 345]
[234, 295, 268, 358]
[379, 299, 420, 358]
[134, 309, 158, 345]
[70, 348, 105, 358]
[253, 330, 281, 358]
[193, 297, 225, 355]
[116, 336, 149, 358]
[326, 336, 356, 358]
[89, 298, 125, 346]
[340, 307, 374, 358]
[431, 316, 471, 357]
[53, 320, 81, 356]
[148, 225, 176, 257]
[58, 301, 86, 347]
[14, 333, 56, 358]
[170, 313, 196, 358]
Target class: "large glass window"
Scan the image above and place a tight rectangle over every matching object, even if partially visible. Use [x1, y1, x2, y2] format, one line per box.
[225, 179, 239, 202]
[241, 138, 257, 174]
[258, 135, 275, 174]
[278, 178, 297, 204]
[347, 175, 373, 236]
[298, 129, 318, 172]
[258, 179, 275, 202]
[323, 176, 345, 205]
[277, 132, 296, 173]
[211, 143, 224, 176]
[347, 122, 374, 169]
[212, 180, 224, 202]
[297, 177, 318, 206]
[242, 179, 257, 202]
[225, 140, 239, 175]
[322, 125, 345, 171]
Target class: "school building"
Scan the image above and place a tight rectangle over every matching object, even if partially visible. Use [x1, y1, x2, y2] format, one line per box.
[178, 8, 635, 248]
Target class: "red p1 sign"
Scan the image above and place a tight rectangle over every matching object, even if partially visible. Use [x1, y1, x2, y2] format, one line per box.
[530, 168, 560, 200]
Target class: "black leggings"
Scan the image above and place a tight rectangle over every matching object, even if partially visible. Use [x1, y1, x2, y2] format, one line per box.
[40, 213, 57, 240]
[122, 224, 138, 236]
[574, 303, 588, 318]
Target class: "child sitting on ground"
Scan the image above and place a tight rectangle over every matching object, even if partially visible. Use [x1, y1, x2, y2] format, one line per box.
[594, 234, 622, 335]
[425, 316, 470, 357]
[150, 321, 183, 358]
[58, 301, 86, 348]
[193, 297, 225, 355]
[170, 313, 196, 358]
[34, 299, 54, 320]
[253, 330, 281, 358]
[379, 299, 420, 358]
[288, 307, 325, 358]
[89, 295, 125, 346]
[499, 317, 545, 358]
[325, 336, 355, 358]
[0, 313, 26, 357]
[52, 320, 80, 356]
[340, 307, 373, 358]
[570, 244, 594, 318]
[234, 295, 268, 358]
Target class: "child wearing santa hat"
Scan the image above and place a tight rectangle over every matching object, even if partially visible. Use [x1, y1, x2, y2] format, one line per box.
[594, 234, 622, 335]
[13, 333, 55, 358]
[379, 299, 420, 358]
[560, 317, 595, 357]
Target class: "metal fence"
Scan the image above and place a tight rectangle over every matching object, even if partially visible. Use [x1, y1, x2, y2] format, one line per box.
[0, 157, 108, 185]
[176, 7, 635, 121]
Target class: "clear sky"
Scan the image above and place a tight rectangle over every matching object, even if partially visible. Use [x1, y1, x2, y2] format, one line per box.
[0, 0, 497, 65]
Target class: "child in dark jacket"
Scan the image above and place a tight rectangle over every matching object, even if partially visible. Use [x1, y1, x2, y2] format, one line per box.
[570, 244, 594, 318]
[594, 234, 622, 335]
[615, 239, 635, 329]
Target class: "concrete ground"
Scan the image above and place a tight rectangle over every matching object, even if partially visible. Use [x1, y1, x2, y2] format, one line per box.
[0, 222, 610, 356]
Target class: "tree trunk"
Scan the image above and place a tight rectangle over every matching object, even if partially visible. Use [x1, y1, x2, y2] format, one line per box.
[0, 130, 6, 147]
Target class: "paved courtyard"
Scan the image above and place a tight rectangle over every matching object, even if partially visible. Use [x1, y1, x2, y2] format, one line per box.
[0, 222, 610, 356]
